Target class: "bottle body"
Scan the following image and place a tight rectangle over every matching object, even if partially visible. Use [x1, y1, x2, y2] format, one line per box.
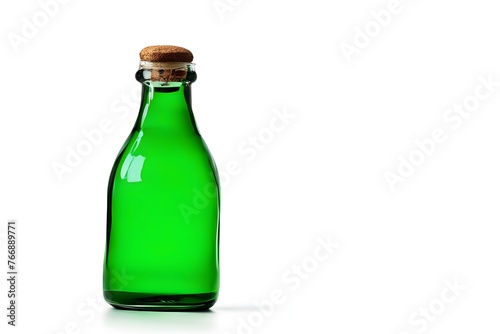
[103, 75, 220, 310]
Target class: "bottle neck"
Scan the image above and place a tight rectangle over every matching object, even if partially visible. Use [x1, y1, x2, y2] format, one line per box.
[134, 82, 199, 135]
[133, 61, 198, 134]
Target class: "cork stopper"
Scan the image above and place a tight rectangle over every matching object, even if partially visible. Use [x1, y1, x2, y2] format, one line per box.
[138, 45, 193, 82]
[140, 45, 193, 63]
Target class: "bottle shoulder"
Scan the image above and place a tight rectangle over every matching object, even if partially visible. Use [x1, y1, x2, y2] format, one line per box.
[109, 130, 218, 185]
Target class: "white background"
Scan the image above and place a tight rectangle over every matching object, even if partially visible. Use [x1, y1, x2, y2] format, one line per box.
[1, 0, 500, 333]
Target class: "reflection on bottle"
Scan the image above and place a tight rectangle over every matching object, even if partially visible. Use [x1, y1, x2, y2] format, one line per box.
[119, 131, 146, 183]
[120, 154, 146, 183]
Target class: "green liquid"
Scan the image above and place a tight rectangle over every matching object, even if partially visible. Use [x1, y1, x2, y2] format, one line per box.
[103, 78, 220, 311]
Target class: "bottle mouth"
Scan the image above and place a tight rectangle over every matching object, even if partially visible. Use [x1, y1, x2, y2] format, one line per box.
[137, 61, 196, 83]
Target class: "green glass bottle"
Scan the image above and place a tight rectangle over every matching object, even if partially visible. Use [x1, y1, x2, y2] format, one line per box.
[103, 46, 220, 311]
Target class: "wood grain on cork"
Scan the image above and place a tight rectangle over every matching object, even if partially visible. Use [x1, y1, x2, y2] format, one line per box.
[150, 68, 188, 82]
[140, 45, 193, 62]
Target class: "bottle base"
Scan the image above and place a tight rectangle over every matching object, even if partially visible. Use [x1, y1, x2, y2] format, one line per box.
[104, 291, 217, 311]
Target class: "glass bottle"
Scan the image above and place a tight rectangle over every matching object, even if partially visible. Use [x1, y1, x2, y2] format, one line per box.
[103, 47, 220, 311]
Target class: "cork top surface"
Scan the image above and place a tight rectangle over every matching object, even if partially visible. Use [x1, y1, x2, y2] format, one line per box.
[140, 45, 193, 62]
